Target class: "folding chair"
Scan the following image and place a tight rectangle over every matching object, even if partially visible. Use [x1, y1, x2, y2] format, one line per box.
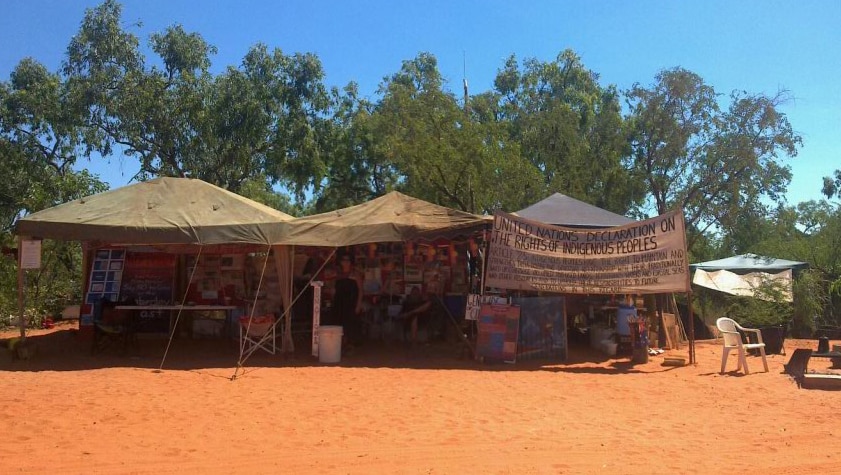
[239, 315, 276, 356]
[91, 299, 137, 355]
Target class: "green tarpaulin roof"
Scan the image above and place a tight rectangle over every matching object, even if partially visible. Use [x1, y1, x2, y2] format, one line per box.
[15, 177, 293, 245]
[279, 191, 488, 246]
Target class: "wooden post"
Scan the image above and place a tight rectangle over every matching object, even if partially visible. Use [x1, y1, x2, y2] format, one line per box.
[688, 291, 696, 365]
[311, 281, 323, 358]
[16, 235, 25, 340]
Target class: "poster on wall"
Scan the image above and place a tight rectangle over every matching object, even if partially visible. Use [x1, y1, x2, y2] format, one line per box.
[80, 248, 125, 326]
[486, 210, 690, 294]
[20, 239, 42, 269]
[512, 296, 566, 361]
[465, 294, 509, 321]
[476, 303, 520, 363]
[120, 251, 176, 332]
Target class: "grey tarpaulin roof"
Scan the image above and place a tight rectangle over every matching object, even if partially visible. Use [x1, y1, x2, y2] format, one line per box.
[514, 192, 634, 227]
[15, 177, 293, 245]
[689, 253, 809, 273]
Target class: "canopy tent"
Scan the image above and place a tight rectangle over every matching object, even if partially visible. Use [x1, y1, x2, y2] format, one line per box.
[13, 177, 297, 362]
[15, 177, 293, 245]
[689, 254, 809, 302]
[689, 253, 809, 273]
[278, 191, 489, 247]
[514, 192, 634, 228]
[275, 192, 489, 361]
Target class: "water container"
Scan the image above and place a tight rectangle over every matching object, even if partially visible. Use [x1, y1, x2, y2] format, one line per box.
[318, 325, 344, 363]
[616, 305, 637, 336]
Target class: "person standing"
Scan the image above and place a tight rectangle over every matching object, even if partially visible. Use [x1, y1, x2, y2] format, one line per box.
[333, 253, 363, 351]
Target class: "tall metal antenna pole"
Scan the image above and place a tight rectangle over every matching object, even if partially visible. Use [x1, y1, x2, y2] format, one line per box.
[463, 51, 469, 112]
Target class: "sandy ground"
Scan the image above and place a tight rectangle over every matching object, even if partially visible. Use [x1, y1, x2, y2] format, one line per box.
[1, 321, 840, 474]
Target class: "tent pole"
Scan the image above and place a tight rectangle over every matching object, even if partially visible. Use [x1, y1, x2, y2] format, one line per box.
[655, 294, 664, 349]
[285, 245, 295, 353]
[17, 235, 25, 341]
[479, 232, 489, 295]
[688, 291, 696, 365]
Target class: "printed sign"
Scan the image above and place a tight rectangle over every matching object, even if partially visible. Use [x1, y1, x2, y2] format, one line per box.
[486, 210, 690, 294]
[20, 239, 41, 269]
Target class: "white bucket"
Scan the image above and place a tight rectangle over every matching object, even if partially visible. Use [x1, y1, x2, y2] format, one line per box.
[602, 339, 618, 356]
[318, 325, 344, 363]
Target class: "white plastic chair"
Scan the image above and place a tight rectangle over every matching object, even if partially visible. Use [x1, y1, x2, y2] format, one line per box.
[715, 317, 769, 375]
[239, 315, 276, 357]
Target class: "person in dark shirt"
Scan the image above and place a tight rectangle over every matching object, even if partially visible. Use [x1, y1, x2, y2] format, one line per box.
[333, 254, 363, 350]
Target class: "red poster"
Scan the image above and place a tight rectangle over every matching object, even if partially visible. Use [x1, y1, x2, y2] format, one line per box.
[476, 304, 520, 363]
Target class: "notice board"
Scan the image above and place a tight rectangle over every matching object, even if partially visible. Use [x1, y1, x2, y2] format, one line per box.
[477, 303, 520, 363]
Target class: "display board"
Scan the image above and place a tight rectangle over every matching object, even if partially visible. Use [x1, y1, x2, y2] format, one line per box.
[120, 251, 176, 332]
[80, 248, 126, 326]
[512, 296, 566, 361]
[476, 303, 520, 363]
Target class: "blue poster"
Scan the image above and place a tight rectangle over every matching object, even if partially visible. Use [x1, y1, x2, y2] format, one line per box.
[512, 296, 566, 361]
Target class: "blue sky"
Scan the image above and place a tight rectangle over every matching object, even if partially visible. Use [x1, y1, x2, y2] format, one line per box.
[2, 0, 839, 206]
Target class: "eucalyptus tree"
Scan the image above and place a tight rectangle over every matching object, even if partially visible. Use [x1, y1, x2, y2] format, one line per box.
[0, 59, 107, 231]
[626, 67, 801, 250]
[309, 82, 398, 213]
[372, 53, 541, 214]
[62, 0, 331, 202]
[490, 50, 639, 215]
[0, 59, 106, 323]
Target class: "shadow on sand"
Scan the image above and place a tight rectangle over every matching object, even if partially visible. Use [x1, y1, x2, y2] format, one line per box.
[1, 325, 682, 377]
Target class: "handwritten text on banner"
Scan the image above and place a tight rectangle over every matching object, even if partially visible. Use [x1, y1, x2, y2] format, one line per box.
[485, 210, 690, 294]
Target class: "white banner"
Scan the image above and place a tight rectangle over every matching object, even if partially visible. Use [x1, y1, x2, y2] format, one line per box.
[693, 268, 793, 302]
[485, 210, 690, 294]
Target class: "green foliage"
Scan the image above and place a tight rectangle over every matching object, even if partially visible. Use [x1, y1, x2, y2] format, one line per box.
[0, 56, 108, 231]
[723, 277, 793, 328]
[626, 68, 801, 251]
[791, 270, 827, 337]
[0, 239, 84, 329]
[62, 1, 332, 201]
[490, 51, 640, 215]
[822, 169, 841, 199]
[369, 53, 543, 214]
[310, 83, 396, 212]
